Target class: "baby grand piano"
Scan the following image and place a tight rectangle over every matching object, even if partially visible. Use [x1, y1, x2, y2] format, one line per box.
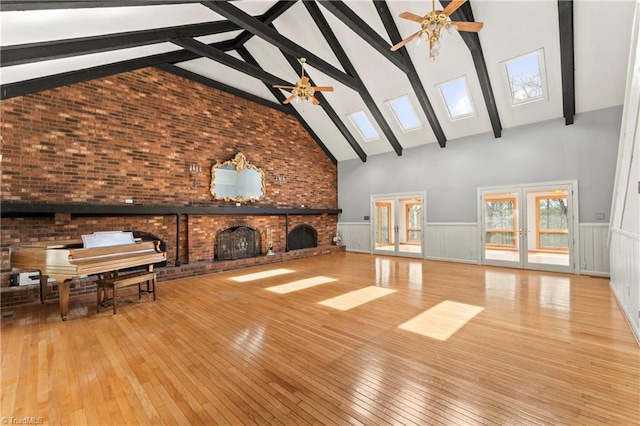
[10, 232, 167, 321]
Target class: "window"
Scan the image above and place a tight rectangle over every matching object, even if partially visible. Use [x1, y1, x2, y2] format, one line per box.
[348, 110, 380, 141]
[405, 202, 422, 243]
[387, 95, 422, 132]
[502, 49, 546, 106]
[375, 201, 392, 247]
[484, 196, 518, 249]
[436, 76, 475, 120]
[536, 195, 569, 252]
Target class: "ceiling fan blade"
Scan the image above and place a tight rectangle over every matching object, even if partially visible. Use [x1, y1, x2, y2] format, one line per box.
[398, 12, 424, 23]
[451, 21, 483, 32]
[443, 0, 467, 16]
[283, 94, 296, 104]
[310, 95, 320, 105]
[273, 85, 295, 90]
[311, 86, 334, 92]
[390, 30, 421, 51]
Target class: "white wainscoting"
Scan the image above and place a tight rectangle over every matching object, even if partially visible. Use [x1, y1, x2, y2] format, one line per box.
[424, 223, 479, 264]
[337, 222, 610, 275]
[609, 228, 640, 342]
[337, 222, 371, 253]
[579, 223, 610, 276]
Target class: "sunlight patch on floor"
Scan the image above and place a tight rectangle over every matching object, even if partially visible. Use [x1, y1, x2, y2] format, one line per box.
[265, 276, 337, 294]
[230, 268, 295, 282]
[318, 286, 396, 311]
[398, 300, 484, 341]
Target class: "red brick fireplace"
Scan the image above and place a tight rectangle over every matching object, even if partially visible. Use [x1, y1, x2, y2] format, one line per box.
[0, 67, 343, 307]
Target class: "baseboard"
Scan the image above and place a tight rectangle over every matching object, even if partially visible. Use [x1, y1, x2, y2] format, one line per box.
[425, 256, 479, 265]
[345, 248, 371, 254]
[580, 270, 610, 277]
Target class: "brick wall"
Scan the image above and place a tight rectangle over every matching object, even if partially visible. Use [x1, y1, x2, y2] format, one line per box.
[0, 67, 339, 306]
[1, 67, 336, 207]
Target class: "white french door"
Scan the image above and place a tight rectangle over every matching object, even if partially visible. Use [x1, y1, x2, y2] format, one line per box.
[371, 192, 425, 258]
[479, 181, 578, 273]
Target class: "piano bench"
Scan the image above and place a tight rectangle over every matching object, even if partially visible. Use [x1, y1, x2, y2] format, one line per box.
[96, 271, 156, 315]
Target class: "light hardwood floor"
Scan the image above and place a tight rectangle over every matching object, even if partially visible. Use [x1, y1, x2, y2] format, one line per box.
[1, 252, 639, 425]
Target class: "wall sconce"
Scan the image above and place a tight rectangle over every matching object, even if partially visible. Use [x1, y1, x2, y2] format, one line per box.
[274, 175, 286, 185]
[189, 163, 202, 188]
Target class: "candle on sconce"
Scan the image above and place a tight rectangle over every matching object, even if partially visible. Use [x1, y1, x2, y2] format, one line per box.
[189, 163, 202, 190]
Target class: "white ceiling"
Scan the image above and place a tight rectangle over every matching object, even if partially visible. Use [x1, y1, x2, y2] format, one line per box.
[1, 0, 636, 163]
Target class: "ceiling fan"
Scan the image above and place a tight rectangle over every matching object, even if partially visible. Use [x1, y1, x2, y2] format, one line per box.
[273, 58, 333, 105]
[391, 0, 483, 58]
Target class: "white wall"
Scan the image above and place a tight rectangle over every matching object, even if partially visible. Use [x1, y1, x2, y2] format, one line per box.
[609, 0, 640, 343]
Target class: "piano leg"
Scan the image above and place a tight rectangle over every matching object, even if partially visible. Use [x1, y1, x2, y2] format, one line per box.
[39, 273, 48, 304]
[58, 279, 71, 321]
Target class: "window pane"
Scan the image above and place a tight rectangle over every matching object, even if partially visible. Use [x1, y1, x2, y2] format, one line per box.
[505, 51, 543, 104]
[485, 201, 514, 229]
[539, 198, 568, 229]
[349, 110, 379, 141]
[438, 77, 474, 119]
[408, 204, 422, 228]
[540, 233, 569, 248]
[388, 95, 422, 131]
[408, 230, 422, 241]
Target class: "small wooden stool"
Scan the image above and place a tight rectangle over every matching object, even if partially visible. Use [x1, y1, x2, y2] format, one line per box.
[96, 271, 156, 314]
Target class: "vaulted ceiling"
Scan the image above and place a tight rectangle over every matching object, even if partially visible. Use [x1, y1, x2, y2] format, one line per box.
[1, 1, 636, 164]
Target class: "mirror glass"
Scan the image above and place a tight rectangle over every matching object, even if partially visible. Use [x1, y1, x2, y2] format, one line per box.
[210, 153, 265, 202]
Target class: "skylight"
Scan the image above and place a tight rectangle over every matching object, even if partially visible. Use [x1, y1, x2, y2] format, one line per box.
[437, 77, 475, 120]
[502, 49, 545, 106]
[387, 95, 422, 132]
[348, 110, 380, 141]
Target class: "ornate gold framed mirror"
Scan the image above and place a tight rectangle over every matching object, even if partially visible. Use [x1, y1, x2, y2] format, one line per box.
[210, 152, 265, 202]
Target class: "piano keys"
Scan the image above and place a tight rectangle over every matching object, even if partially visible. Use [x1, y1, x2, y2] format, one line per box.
[10, 239, 166, 321]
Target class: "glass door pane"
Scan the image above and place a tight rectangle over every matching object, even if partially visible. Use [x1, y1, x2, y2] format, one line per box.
[482, 190, 523, 268]
[372, 194, 424, 258]
[524, 187, 573, 272]
[374, 201, 394, 252]
[480, 183, 575, 273]
[398, 197, 423, 257]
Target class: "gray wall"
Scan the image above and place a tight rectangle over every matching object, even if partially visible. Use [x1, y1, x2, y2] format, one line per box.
[338, 106, 622, 223]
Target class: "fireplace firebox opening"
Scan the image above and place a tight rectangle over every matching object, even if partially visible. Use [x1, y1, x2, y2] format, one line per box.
[287, 224, 317, 251]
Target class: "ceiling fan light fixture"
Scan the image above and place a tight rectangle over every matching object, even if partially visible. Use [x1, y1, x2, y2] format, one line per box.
[430, 40, 441, 57]
[391, 0, 483, 58]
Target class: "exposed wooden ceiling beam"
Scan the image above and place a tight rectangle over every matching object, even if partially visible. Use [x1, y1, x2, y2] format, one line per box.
[232, 1, 297, 48]
[316, 0, 410, 74]
[0, 1, 199, 11]
[171, 37, 293, 87]
[374, 0, 447, 148]
[441, 0, 502, 139]
[237, 47, 338, 165]
[558, 0, 575, 125]
[200, 0, 361, 92]
[304, 1, 402, 156]
[1, 21, 241, 67]
[0, 41, 232, 99]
